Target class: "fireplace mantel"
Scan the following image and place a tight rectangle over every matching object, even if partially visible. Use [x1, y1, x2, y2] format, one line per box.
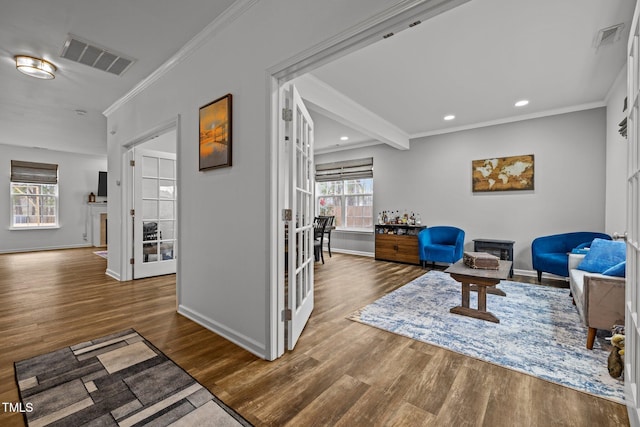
[88, 202, 107, 247]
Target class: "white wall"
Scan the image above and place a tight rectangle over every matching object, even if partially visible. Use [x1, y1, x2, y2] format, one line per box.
[0, 144, 107, 253]
[605, 68, 628, 235]
[140, 129, 177, 154]
[105, 0, 414, 359]
[316, 108, 608, 272]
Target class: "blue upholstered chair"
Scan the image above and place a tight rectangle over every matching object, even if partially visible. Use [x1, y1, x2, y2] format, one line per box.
[418, 226, 465, 268]
[531, 231, 611, 281]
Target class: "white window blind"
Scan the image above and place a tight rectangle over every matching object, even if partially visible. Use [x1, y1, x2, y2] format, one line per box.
[315, 157, 373, 182]
[11, 160, 58, 184]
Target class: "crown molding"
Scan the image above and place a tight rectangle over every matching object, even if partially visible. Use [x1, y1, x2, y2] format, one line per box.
[410, 102, 607, 140]
[104, 0, 259, 117]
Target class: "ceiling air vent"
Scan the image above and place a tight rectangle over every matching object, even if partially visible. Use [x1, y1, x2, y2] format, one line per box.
[60, 34, 135, 76]
[594, 23, 625, 48]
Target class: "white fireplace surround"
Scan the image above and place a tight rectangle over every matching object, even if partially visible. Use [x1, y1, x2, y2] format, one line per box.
[88, 202, 107, 247]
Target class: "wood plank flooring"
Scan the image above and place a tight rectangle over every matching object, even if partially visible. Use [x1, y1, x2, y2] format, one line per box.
[0, 248, 629, 426]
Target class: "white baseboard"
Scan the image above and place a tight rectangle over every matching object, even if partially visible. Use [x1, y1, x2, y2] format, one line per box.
[513, 268, 569, 281]
[105, 269, 121, 281]
[513, 268, 538, 278]
[0, 243, 92, 254]
[327, 247, 374, 258]
[325, 252, 569, 282]
[177, 304, 268, 359]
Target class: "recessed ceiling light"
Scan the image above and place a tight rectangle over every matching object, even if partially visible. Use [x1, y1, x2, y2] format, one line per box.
[340, 136, 349, 141]
[75, 109, 87, 116]
[515, 100, 529, 107]
[444, 115, 455, 121]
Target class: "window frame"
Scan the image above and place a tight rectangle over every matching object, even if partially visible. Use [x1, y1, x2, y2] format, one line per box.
[10, 181, 60, 229]
[316, 177, 374, 232]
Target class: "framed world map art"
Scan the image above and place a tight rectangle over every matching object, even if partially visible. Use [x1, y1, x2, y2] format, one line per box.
[472, 154, 534, 192]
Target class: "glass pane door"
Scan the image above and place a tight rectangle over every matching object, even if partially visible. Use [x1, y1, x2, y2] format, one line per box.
[134, 148, 177, 278]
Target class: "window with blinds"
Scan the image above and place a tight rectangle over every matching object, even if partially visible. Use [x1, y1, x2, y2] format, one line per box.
[315, 158, 373, 231]
[315, 157, 373, 182]
[10, 161, 59, 228]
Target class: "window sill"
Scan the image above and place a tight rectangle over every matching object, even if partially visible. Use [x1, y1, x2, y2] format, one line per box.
[10, 225, 60, 231]
[334, 228, 374, 234]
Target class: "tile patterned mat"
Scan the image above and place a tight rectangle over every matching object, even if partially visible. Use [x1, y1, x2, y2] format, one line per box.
[15, 329, 252, 426]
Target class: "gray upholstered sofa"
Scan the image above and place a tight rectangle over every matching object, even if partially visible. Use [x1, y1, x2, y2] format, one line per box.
[568, 253, 625, 349]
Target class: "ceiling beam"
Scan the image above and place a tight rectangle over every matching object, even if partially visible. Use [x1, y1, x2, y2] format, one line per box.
[293, 74, 410, 150]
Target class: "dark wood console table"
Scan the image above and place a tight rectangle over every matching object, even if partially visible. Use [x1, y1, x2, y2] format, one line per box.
[375, 224, 426, 265]
[473, 238, 515, 277]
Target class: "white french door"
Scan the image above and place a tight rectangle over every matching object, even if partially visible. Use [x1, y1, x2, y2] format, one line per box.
[132, 148, 177, 279]
[626, 2, 640, 425]
[280, 84, 315, 351]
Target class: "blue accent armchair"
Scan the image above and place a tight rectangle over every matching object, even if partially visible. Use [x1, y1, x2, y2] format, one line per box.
[418, 226, 465, 267]
[531, 231, 611, 281]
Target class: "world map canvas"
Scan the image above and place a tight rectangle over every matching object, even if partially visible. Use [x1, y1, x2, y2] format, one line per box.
[472, 154, 534, 192]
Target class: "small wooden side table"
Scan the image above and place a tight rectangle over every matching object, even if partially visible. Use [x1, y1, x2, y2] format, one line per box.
[445, 260, 513, 323]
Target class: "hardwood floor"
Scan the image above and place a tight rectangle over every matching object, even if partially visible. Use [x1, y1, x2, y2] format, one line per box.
[0, 248, 629, 426]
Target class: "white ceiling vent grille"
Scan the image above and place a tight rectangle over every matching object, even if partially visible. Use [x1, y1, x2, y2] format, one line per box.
[594, 23, 625, 48]
[60, 34, 135, 76]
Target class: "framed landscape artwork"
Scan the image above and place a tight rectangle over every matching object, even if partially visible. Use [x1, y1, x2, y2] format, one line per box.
[199, 93, 232, 171]
[472, 154, 534, 192]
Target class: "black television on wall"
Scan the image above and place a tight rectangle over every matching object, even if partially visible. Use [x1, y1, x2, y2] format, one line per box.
[97, 171, 107, 197]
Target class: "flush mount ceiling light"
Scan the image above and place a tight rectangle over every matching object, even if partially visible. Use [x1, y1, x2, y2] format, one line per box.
[15, 55, 57, 79]
[340, 136, 349, 141]
[515, 99, 529, 107]
[444, 115, 455, 121]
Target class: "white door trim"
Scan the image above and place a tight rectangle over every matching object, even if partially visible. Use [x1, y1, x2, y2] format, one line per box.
[120, 116, 180, 282]
[625, 2, 640, 425]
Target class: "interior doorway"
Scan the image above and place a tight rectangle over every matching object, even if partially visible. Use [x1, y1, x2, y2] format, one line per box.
[270, 1, 463, 360]
[131, 146, 177, 279]
[121, 120, 179, 281]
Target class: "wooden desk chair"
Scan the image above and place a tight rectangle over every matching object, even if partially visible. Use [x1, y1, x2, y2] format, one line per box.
[318, 215, 335, 257]
[313, 216, 331, 264]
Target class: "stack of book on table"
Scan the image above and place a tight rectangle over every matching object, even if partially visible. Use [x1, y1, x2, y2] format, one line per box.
[463, 251, 500, 270]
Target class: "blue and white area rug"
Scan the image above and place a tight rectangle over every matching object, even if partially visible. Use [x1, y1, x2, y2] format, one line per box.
[348, 270, 624, 403]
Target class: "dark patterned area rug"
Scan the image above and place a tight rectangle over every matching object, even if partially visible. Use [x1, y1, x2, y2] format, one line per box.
[14, 329, 252, 426]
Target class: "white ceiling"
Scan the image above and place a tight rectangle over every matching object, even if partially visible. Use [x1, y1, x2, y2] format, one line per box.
[0, 0, 237, 156]
[0, 0, 635, 156]
[308, 0, 635, 152]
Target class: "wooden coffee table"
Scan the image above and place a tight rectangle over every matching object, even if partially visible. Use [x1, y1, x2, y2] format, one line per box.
[445, 259, 513, 323]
